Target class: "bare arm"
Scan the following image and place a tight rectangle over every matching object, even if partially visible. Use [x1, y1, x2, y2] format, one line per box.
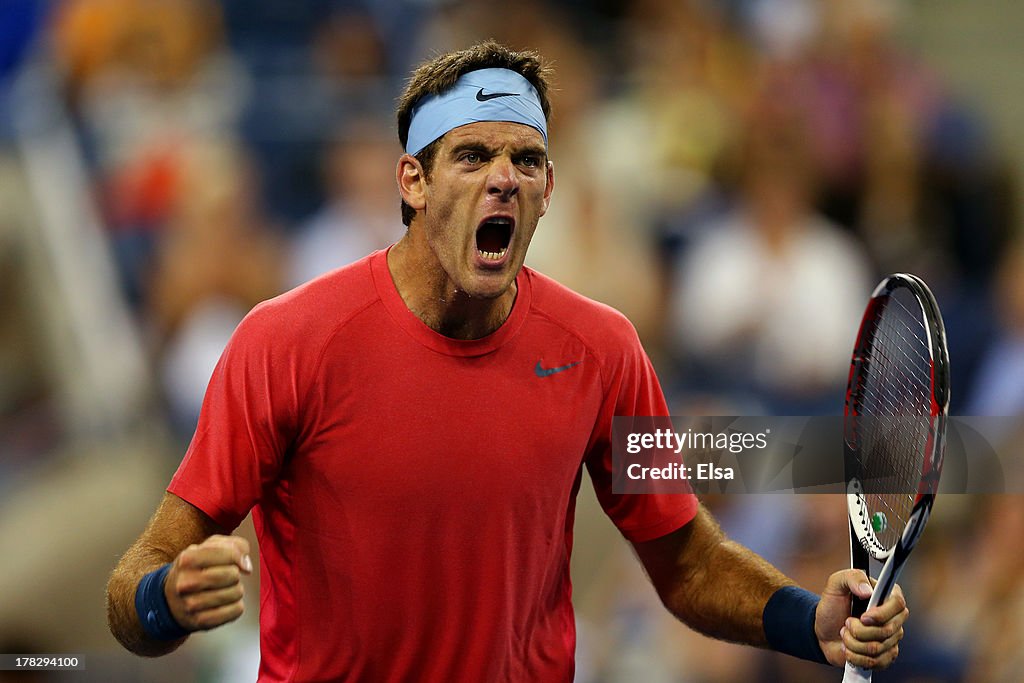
[633, 504, 908, 668]
[632, 505, 791, 646]
[106, 492, 251, 656]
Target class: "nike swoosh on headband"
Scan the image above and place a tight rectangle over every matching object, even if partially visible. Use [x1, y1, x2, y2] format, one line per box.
[476, 89, 519, 101]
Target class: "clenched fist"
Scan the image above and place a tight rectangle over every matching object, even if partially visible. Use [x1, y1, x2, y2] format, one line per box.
[164, 535, 253, 632]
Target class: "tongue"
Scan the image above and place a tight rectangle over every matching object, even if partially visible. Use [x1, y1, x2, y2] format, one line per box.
[477, 222, 508, 252]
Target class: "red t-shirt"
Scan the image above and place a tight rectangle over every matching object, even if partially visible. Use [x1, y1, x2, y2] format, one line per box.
[169, 249, 697, 682]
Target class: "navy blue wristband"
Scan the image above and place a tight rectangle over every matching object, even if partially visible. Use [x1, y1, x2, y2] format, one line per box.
[762, 585, 828, 664]
[134, 564, 191, 641]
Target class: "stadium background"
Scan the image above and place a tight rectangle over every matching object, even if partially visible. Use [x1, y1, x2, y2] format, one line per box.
[0, 0, 1022, 681]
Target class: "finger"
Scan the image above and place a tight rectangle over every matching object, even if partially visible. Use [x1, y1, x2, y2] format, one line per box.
[180, 584, 245, 617]
[176, 545, 240, 573]
[175, 564, 242, 595]
[843, 634, 901, 671]
[860, 584, 907, 626]
[202, 534, 250, 556]
[844, 616, 905, 656]
[823, 569, 873, 600]
[847, 604, 909, 645]
[852, 605, 909, 640]
[189, 599, 246, 632]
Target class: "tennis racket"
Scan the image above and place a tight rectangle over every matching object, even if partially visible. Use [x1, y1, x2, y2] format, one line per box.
[842, 273, 950, 683]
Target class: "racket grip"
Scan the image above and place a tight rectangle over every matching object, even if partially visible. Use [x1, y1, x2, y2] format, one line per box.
[842, 661, 872, 682]
[851, 593, 869, 619]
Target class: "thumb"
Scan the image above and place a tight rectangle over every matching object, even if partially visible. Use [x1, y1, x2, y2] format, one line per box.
[226, 536, 254, 575]
[826, 568, 873, 600]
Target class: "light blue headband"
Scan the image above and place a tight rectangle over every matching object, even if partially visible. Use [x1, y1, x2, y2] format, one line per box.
[405, 67, 548, 156]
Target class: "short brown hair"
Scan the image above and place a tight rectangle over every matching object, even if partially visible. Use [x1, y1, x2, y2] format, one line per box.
[395, 40, 554, 226]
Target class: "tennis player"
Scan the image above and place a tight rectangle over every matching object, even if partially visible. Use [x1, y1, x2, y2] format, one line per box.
[107, 41, 908, 681]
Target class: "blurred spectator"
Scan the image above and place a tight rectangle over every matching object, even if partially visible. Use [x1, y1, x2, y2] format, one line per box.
[797, 0, 1011, 291]
[963, 497, 1024, 682]
[0, 162, 62, 483]
[288, 116, 404, 287]
[797, 0, 939, 237]
[965, 243, 1024, 416]
[610, 0, 753, 229]
[148, 139, 284, 435]
[613, 1, 760, 351]
[227, 2, 397, 223]
[52, 0, 250, 307]
[667, 92, 872, 413]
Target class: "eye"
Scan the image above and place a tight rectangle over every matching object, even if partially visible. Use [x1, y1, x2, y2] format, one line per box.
[517, 155, 541, 168]
[460, 151, 483, 164]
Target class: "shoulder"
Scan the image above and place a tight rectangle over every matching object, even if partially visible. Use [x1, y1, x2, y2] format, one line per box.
[232, 251, 381, 355]
[525, 266, 645, 356]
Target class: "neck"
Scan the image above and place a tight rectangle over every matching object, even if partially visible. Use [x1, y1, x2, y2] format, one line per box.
[387, 233, 517, 340]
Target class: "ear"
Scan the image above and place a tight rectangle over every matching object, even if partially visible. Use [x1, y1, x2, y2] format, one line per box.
[397, 154, 427, 212]
[539, 159, 555, 216]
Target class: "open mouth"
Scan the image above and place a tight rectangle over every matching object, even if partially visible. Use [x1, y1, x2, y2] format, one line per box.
[475, 216, 514, 262]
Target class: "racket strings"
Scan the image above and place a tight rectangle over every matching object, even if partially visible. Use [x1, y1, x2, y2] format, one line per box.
[853, 289, 931, 551]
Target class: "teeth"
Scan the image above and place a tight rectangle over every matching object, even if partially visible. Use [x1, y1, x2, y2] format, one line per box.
[487, 217, 511, 224]
[479, 247, 508, 261]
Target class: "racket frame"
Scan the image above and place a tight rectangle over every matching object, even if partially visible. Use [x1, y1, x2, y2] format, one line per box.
[841, 273, 950, 683]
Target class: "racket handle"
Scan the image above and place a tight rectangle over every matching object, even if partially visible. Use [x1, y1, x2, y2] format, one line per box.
[842, 661, 872, 682]
[850, 593, 868, 619]
[843, 580, 884, 682]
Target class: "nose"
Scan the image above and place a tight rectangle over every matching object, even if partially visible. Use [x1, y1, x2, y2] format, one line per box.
[487, 156, 519, 200]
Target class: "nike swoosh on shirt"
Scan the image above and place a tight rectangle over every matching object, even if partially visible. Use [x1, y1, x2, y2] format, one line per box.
[476, 89, 519, 101]
[534, 361, 581, 378]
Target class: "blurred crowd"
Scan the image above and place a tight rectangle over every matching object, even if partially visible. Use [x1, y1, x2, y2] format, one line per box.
[0, 0, 1022, 681]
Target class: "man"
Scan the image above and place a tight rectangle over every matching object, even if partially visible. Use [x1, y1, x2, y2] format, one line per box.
[107, 41, 907, 682]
